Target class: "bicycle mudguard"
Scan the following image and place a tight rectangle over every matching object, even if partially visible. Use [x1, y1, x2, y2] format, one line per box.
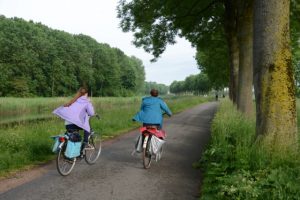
[143, 135, 149, 148]
[139, 127, 166, 139]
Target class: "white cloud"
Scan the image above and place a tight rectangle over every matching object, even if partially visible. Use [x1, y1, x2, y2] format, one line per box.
[0, 0, 199, 85]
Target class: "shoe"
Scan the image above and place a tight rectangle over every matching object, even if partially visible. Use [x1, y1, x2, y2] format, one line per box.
[79, 152, 84, 158]
[65, 157, 76, 163]
[84, 143, 94, 150]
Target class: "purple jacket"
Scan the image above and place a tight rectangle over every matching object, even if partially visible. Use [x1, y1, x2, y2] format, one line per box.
[53, 96, 95, 132]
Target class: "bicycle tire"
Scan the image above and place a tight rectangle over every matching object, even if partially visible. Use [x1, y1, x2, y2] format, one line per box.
[56, 143, 76, 176]
[142, 135, 152, 169]
[85, 132, 101, 164]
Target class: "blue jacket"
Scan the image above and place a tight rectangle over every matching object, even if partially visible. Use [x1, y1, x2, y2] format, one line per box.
[133, 96, 172, 127]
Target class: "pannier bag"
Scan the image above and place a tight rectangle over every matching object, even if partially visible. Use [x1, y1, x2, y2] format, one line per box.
[135, 134, 143, 153]
[150, 135, 165, 155]
[51, 135, 63, 153]
[65, 141, 82, 158]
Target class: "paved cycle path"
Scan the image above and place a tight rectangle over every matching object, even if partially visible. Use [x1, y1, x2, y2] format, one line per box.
[0, 102, 218, 200]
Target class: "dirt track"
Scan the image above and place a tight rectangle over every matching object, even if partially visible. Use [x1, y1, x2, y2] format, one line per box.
[0, 102, 218, 200]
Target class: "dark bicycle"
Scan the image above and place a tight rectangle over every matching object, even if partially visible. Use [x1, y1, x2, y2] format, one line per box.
[52, 116, 101, 176]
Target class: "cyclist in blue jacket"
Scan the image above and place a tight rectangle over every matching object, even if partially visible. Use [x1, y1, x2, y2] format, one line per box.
[133, 89, 172, 128]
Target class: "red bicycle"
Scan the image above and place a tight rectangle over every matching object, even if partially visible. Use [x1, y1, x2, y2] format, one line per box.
[139, 126, 166, 169]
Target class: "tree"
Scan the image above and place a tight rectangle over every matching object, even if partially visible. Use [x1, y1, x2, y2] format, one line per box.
[236, 1, 254, 116]
[144, 82, 169, 95]
[291, 0, 300, 94]
[194, 73, 211, 94]
[0, 15, 146, 97]
[169, 73, 211, 95]
[224, 0, 239, 103]
[253, 0, 297, 153]
[117, 0, 254, 114]
[195, 29, 229, 90]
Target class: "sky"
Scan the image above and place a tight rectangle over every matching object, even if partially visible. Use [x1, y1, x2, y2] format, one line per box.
[0, 0, 200, 85]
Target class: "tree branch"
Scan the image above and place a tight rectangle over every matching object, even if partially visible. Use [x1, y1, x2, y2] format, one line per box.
[170, 0, 221, 20]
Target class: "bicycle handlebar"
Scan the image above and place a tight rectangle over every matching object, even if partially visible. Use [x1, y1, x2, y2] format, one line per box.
[95, 114, 100, 120]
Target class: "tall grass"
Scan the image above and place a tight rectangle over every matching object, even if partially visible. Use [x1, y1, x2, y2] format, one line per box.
[0, 95, 210, 176]
[0, 97, 67, 124]
[200, 99, 300, 200]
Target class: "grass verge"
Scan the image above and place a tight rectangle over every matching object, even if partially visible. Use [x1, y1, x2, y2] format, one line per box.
[0, 95, 211, 177]
[199, 99, 300, 200]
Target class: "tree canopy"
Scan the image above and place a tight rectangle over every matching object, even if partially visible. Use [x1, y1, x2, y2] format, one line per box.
[118, 0, 228, 89]
[118, 0, 300, 155]
[144, 81, 169, 95]
[0, 15, 145, 97]
[170, 73, 211, 95]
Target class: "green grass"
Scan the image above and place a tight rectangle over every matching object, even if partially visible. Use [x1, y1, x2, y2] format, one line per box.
[0, 97, 67, 124]
[0, 95, 211, 177]
[199, 99, 300, 200]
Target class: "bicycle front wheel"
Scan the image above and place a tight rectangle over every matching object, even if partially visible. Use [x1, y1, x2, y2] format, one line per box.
[85, 132, 101, 164]
[143, 135, 152, 169]
[56, 143, 76, 176]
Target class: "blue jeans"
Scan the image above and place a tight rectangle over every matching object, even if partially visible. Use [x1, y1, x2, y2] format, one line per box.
[65, 124, 90, 143]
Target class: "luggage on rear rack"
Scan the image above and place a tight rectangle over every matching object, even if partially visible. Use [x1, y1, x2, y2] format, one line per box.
[132, 134, 143, 154]
[149, 135, 165, 155]
[65, 140, 81, 158]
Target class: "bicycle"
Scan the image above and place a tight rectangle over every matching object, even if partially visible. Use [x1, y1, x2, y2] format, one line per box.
[139, 125, 166, 169]
[52, 116, 101, 176]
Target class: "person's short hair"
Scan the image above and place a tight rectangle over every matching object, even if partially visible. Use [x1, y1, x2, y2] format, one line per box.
[150, 89, 158, 97]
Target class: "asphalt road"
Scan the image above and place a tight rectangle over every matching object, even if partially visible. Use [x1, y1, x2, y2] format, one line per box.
[0, 102, 218, 200]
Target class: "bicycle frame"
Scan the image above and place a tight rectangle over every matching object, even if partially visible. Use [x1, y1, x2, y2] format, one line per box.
[52, 115, 101, 176]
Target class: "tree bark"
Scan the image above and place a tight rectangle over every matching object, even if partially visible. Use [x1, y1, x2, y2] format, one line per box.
[224, 1, 239, 104]
[229, 36, 239, 104]
[253, 0, 297, 154]
[236, 1, 254, 117]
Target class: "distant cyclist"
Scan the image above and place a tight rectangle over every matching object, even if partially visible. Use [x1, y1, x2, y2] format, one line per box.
[133, 89, 172, 129]
[53, 86, 95, 148]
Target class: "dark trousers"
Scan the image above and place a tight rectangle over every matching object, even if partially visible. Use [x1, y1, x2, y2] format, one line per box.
[65, 124, 90, 143]
[143, 123, 161, 130]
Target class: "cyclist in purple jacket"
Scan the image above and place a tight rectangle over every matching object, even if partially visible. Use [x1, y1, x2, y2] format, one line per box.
[53, 87, 95, 147]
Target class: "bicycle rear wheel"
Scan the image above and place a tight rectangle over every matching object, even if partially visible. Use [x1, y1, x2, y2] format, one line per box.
[56, 143, 76, 176]
[85, 132, 101, 164]
[142, 135, 152, 169]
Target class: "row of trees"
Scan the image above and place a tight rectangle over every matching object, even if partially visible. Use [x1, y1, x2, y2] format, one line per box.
[117, 0, 300, 156]
[170, 73, 211, 95]
[144, 82, 169, 95]
[0, 15, 145, 97]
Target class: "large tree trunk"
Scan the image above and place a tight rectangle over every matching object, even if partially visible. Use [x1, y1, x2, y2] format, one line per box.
[224, 1, 239, 104]
[227, 33, 239, 104]
[236, 1, 254, 117]
[253, 0, 297, 154]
